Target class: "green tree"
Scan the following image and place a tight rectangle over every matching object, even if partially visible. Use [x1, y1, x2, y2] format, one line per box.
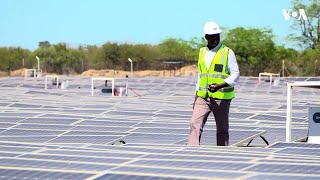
[223, 27, 276, 75]
[158, 38, 197, 62]
[289, 0, 320, 49]
[0, 47, 31, 74]
[38, 41, 51, 49]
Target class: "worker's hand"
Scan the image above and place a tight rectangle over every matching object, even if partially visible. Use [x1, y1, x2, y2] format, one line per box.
[208, 83, 220, 93]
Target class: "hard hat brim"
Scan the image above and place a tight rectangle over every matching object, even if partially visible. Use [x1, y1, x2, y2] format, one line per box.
[204, 29, 222, 35]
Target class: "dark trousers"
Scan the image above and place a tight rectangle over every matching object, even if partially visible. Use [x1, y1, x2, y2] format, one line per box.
[187, 97, 231, 146]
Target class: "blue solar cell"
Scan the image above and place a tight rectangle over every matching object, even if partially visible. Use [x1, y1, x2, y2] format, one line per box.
[70, 125, 133, 132]
[0, 129, 64, 136]
[14, 124, 73, 130]
[130, 160, 252, 170]
[64, 131, 129, 136]
[47, 135, 123, 144]
[21, 154, 129, 164]
[0, 146, 40, 153]
[120, 133, 186, 144]
[0, 152, 20, 157]
[246, 164, 320, 174]
[0, 117, 25, 123]
[88, 145, 177, 154]
[269, 142, 320, 149]
[0, 158, 114, 171]
[75, 120, 138, 127]
[276, 147, 320, 156]
[172, 150, 268, 158]
[131, 128, 187, 134]
[42, 149, 144, 158]
[9, 103, 42, 108]
[133, 123, 189, 129]
[247, 175, 320, 180]
[39, 114, 92, 119]
[96, 173, 188, 180]
[0, 112, 40, 117]
[0, 136, 56, 143]
[112, 166, 245, 179]
[0, 123, 16, 128]
[0, 168, 94, 180]
[142, 154, 253, 162]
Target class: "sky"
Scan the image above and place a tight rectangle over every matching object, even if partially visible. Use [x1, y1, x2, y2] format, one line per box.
[0, 0, 299, 50]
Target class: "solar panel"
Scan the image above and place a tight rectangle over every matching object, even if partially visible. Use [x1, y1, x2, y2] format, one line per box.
[269, 142, 320, 149]
[130, 128, 187, 134]
[0, 152, 21, 157]
[0, 146, 40, 153]
[130, 160, 252, 171]
[118, 133, 186, 144]
[21, 154, 130, 164]
[9, 103, 42, 108]
[141, 154, 253, 162]
[0, 158, 115, 171]
[0, 112, 40, 117]
[172, 149, 268, 158]
[64, 131, 129, 136]
[42, 149, 145, 158]
[0, 129, 64, 136]
[1, 76, 320, 179]
[69, 126, 132, 133]
[47, 135, 123, 144]
[14, 124, 73, 130]
[75, 120, 139, 127]
[247, 174, 320, 180]
[0, 117, 25, 123]
[0, 123, 16, 128]
[275, 147, 320, 156]
[111, 166, 246, 179]
[88, 145, 177, 154]
[0, 136, 56, 143]
[97, 173, 191, 180]
[246, 164, 320, 174]
[0, 169, 94, 180]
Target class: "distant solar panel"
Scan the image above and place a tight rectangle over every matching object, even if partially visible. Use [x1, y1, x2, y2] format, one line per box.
[246, 163, 320, 174]
[118, 133, 186, 144]
[42, 149, 145, 158]
[47, 135, 123, 144]
[0, 169, 94, 180]
[130, 159, 252, 171]
[0, 136, 56, 143]
[111, 166, 246, 179]
[0, 129, 64, 136]
[97, 173, 191, 180]
[269, 142, 320, 148]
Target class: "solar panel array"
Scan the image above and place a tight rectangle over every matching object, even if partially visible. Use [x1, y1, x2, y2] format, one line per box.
[0, 75, 319, 179]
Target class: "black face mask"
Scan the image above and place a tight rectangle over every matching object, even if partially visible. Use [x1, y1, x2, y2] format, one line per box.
[205, 34, 220, 50]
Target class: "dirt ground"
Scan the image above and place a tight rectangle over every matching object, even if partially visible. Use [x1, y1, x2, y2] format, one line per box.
[1, 65, 198, 78]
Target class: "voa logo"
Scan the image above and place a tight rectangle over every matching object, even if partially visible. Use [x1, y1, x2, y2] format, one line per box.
[282, 9, 308, 21]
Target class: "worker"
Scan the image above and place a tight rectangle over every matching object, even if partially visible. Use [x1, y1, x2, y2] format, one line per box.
[187, 21, 240, 146]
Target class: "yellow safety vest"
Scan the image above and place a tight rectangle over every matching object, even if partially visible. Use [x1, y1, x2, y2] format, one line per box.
[197, 45, 235, 99]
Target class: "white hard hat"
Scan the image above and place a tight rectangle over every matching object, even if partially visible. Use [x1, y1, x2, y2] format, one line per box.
[203, 21, 222, 35]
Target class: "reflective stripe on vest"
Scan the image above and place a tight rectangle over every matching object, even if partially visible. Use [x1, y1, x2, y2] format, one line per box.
[199, 73, 229, 79]
[196, 45, 235, 99]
